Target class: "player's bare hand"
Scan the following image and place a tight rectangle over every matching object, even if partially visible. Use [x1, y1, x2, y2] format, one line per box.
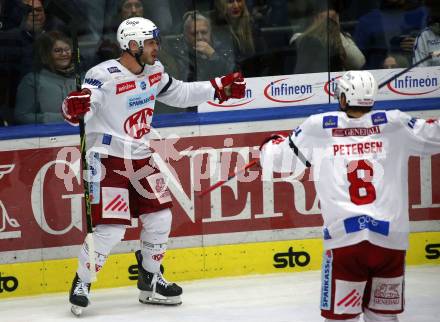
[194, 41, 215, 58]
[400, 36, 415, 52]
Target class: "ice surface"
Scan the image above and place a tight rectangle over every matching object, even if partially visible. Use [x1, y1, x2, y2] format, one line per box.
[1, 266, 439, 322]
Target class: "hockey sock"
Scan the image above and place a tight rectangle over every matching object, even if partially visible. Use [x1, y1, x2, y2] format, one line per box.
[139, 208, 172, 273]
[77, 224, 126, 283]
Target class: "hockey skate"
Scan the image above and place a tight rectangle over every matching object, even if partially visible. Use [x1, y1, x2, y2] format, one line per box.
[135, 250, 182, 305]
[69, 273, 91, 316]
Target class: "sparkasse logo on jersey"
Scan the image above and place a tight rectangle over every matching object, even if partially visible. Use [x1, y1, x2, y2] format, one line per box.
[116, 81, 136, 94]
[127, 93, 155, 110]
[149, 72, 162, 86]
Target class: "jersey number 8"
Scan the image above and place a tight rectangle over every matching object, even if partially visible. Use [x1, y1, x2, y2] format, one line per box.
[346, 159, 376, 205]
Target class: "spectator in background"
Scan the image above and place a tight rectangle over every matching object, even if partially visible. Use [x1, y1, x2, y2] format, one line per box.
[172, 11, 234, 81]
[104, 0, 174, 34]
[0, 0, 31, 31]
[383, 52, 410, 68]
[354, 0, 428, 69]
[14, 31, 77, 124]
[292, 0, 365, 74]
[0, 0, 57, 125]
[247, 0, 290, 49]
[97, 0, 146, 63]
[212, 0, 265, 75]
[413, 0, 440, 67]
[6, 0, 50, 78]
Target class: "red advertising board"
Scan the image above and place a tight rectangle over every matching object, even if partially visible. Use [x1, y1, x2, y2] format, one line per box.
[1, 131, 440, 253]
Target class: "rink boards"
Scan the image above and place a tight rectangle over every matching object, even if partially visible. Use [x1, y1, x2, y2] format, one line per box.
[1, 113, 440, 298]
[0, 232, 439, 298]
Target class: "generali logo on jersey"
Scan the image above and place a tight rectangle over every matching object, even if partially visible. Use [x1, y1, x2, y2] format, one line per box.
[116, 81, 136, 94]
[149, 73, 162, 86]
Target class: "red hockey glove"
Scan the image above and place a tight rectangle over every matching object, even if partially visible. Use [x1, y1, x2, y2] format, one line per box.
[62, 89, 91, 124]
[210, 72, 246, 103]
[259, 134, 287, 151]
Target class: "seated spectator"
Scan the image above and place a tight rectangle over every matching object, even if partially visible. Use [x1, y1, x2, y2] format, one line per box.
[0, 0, 57, 125]
[292, 0, 365, 74]
[212, 0, 266, 75]
[382, 52, 410, 68]
[171, 11, 235, 81]
[14, 31, 77, 124]
[354, 0, 428, 69]
[413, 0, 440, 66]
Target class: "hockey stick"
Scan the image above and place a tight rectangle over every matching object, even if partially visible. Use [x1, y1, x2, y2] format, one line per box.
[198, 160, 258, 198]
[199, 51, 440, 198]
[46, 0, 97, 282]
[379, 50, 440, 88]
[73, 32, 97, 283]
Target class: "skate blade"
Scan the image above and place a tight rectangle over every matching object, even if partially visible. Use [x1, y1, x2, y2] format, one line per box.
[139, 291, 182, 306]
[71, 305, 83, 316]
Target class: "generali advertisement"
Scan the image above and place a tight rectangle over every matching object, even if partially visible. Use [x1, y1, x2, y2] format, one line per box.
[1, 117, 440, 264]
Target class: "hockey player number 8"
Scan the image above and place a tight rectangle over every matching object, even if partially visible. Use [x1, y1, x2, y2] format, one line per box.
[347, 160, 376, 205]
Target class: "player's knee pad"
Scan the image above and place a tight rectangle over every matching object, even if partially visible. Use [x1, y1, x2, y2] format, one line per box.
[77, 224, 126, 282]
[364, 308, 399, 322]
[139, 208, 172, 244]
[139, 209, 172, 273]
[93, 224, 126, 252]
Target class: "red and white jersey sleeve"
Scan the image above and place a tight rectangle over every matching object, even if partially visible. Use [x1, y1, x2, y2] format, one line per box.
[156, 72, 214, 107]
[263, 110, 440, 251]
[80, 59, 214, 159]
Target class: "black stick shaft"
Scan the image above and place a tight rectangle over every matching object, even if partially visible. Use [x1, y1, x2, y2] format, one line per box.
[378, 53, 433, 89]
[71, 28, 93, 235]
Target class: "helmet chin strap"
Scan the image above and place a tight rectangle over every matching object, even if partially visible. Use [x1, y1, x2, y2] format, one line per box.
[127, 47, 145, 73]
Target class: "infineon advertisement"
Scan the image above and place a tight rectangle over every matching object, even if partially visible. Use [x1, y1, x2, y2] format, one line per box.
[198, 67, 440, 112]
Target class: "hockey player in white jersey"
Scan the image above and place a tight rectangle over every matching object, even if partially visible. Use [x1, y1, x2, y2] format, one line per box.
[61, 17, 246, 315]
[260, 70, 440, 322]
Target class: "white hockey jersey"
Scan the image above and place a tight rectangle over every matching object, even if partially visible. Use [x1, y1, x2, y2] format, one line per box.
[261, 110, 440, 250]
[81, 59, 215, 159]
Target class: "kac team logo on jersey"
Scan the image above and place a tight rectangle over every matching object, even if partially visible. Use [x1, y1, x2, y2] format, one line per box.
[124, 107, 154, 139]
[264, 78, 314, 103]
[149, 72, 162, 86]
[140, 81, 147, 90]
[387, 75, 440, 96]
[116, 81, 136, 94]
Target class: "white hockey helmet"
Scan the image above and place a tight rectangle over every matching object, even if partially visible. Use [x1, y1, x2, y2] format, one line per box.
[116, 17, 160, 50]
[335, 71, 378, 107]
